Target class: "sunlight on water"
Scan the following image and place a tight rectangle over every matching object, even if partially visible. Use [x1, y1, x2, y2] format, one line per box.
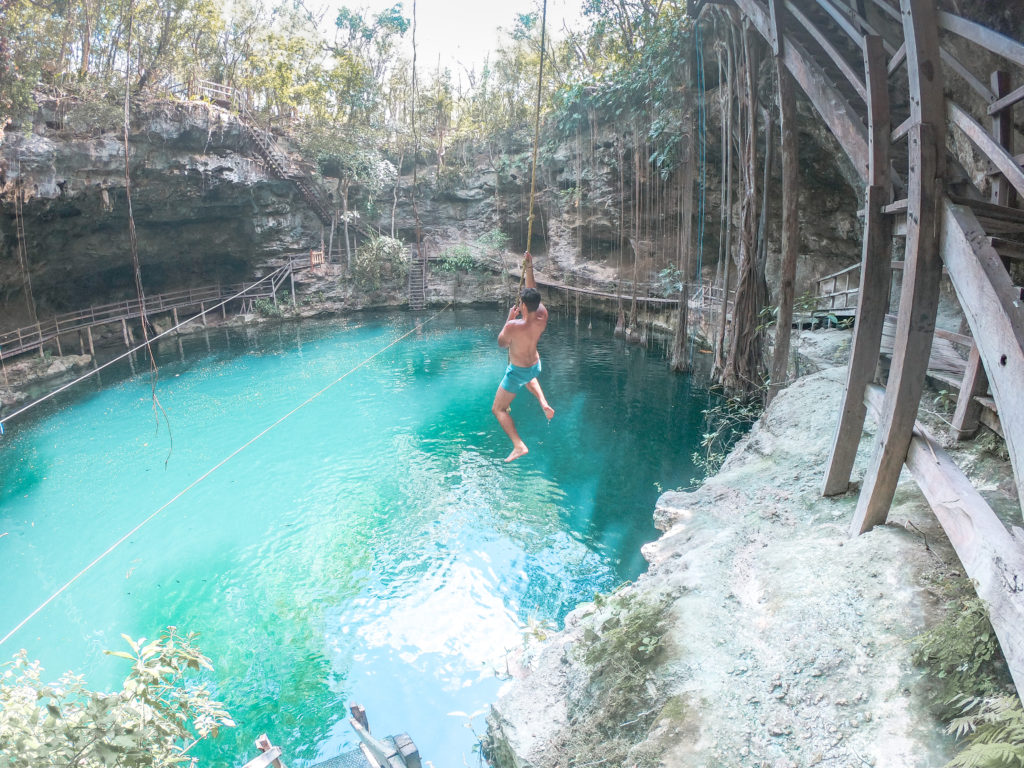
[0, 308, 717, 765]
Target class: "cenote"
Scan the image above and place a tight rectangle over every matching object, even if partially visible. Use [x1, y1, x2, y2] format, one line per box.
[0, 307, 724, 765]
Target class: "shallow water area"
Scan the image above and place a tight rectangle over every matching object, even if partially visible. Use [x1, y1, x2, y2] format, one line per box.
[0, 307, 717, 765]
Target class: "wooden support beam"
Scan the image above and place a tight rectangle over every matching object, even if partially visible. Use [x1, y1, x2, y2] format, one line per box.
[851, 122, 944, 533]
[990, 71, 1014, 208]
[950, 343, 988, 440]
[863, 384, 1024, 698]
[988, 81, 1024, 116]
[768, 0, 801, 403]
[942, 199, 1024, 510]
[823, 35, 892, 495]
[948, 102, 1024, 202]
[887, 41, 906, 75]
[850, 0, 946, 532]
[734, 0, 870, 181]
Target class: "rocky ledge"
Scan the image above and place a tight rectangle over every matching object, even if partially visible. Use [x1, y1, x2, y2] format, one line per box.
[484, 336, 1018, 767]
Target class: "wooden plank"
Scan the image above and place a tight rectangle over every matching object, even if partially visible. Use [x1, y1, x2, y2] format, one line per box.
[882, 198, 909, 214]
[938, 11, 1024, 70]
[891, 116, 913, 143]
[987, 80, 1024, 116]
[942, 199, 1024, 510]
[785, 1, 868, 103]
[734, 0, 870, 182]
[887, 41, 907, 74]
[990, 71, 1014, 208]
[948, 102, 1024, 201]
[951, 343, 988, 440]
[823, 189, 892, 493]
[240, 747, 283, 768]
[850, 118, 944, 533]
[863, 383, 1024, 698]
[940, 48, 996, 103]
[812, 0, 863, 43]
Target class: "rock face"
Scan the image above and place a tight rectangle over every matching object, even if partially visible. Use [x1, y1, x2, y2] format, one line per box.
[0, 99, 321, 327]
[483, 337, 999, 767]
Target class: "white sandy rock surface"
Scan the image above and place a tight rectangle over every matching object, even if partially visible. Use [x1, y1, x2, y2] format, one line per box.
[484, 359, 991, 767]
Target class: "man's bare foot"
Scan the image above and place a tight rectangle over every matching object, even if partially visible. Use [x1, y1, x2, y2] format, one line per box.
[542, 405, 555, 420]
[505, 444, 529, 462]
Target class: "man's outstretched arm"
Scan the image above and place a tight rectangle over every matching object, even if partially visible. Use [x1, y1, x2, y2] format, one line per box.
[524, 251, 536, 290]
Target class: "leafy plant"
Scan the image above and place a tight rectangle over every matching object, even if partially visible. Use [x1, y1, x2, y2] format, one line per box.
[352, 233, 408, 291]
[437, 243, 475, 272]
[913, 591, 1006, 712]
[0, 627, 234, 768]
[654, 265, 683, 297]
[946, 695, 1024, 768]
[253, 298, 283, 318]
[692, 395, 760, 475]
[912, 577, 1023, 767]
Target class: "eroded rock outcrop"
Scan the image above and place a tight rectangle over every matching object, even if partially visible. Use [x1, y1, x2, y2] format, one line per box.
[482, 338, 1012, 767]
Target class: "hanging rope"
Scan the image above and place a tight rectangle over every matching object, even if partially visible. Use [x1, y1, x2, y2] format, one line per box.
[520, 0, 549, 295]
[0, 303, 453, 648]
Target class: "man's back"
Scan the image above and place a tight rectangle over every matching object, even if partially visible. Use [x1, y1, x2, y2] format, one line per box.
[500, 304, 548, 367]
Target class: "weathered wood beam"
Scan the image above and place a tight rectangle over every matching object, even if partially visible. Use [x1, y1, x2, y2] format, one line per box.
[990, 71, 1014, 208]
[939, 48, 996, 103]
[988, 81, 1024, 116]
[948, 102, 1024, 202]
[823, 34, 892, 494]
[950, 343, 988, 440]
[941, 200, 1024, 510]
[849, 0, 946, 532]
[938, 11, 1024, 70]
[733, 0, 870, 181]
[784, 1, 868, 104]
[863, 383, 1024, 698]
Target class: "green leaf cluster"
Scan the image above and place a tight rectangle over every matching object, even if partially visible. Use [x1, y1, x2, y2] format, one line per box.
[912, 578, 1024, 767]
[352, 233, 408, 291]
[0, 627, 234, 767]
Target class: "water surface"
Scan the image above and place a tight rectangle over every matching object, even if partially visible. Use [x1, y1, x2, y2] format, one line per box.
[0, 308, 716, 765]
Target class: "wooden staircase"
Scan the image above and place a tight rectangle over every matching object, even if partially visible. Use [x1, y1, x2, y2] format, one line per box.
[692, 0, 1024, 696]
[193, 81, 333, 225]
[407, 246, 427, 310]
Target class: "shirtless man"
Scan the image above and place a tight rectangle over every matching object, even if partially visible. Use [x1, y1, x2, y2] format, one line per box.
[492, 252, 554, 462]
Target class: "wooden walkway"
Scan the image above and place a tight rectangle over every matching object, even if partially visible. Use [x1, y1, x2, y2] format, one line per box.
[0, 252, 320, 362]
[692, 0, 1024, 696]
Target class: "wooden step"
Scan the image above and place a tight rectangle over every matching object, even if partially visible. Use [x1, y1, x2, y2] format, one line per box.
[949, 195, 1024, 234]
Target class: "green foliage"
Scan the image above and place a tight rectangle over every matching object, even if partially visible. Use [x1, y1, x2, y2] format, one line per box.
[946, 695, 1024, 768]
[437, 244, 475, 273]
[655, 265, 683, 298]
[352, 234, 408, 291]
[0, 628, 234, 767]
[551, 591, 670, 765]
[253, 298, 283, 317]
[913, 590, 1006, 712]
[912, 577, 1023, 767]
[477, 228, 511, 257]
[692, 395, 760, 476]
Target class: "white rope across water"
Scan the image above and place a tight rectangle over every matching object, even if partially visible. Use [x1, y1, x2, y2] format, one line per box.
[0, 268, 288, 429]
[0, 303, 452, 648]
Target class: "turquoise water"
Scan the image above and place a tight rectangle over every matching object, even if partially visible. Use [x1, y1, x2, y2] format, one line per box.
[0, 308, 716, 765]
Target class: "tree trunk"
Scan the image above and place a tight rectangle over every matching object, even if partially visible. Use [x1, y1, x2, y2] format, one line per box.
[721, 27, 769, 398]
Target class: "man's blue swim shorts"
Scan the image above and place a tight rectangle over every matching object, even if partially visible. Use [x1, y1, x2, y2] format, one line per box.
[500, 360, 542, 393]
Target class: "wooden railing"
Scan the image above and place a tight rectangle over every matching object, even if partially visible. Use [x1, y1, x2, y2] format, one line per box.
[0, 255, 314, 361]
